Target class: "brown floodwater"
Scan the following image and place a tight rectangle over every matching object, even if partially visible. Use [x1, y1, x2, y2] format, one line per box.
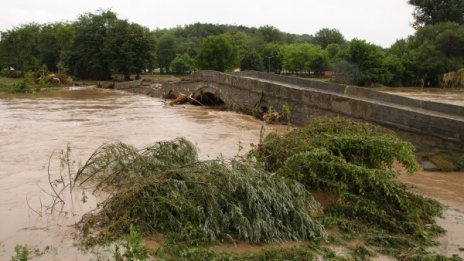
[0, 87, 285, 260]
[379, 87, 464, 106]
[399, 171, 464, 258]
[0, 87, 463, 260]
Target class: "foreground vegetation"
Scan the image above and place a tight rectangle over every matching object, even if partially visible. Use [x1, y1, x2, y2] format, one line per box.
[55, 117, 462, 260]
[77, 138, 324, 246]
[1, 0, 463, 87]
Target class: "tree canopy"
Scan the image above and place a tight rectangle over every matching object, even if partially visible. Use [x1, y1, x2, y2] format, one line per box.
[240, 49, 263, 71]
[0, 10, 156, 80]
[170, 53, 195, 74]
[282, 44, 328, 75]
[0, 24, 41, 73]
[409, 0, 464, 28]
[313, 28, 346, 48]
[197, 34, 238, 72]
[1, 9, 463, 87]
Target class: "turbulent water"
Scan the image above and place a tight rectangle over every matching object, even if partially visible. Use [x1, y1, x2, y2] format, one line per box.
[0, 87, 285, 260]
[0, 87, 462, 260]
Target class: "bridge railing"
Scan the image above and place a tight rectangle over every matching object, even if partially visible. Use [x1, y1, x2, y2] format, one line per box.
[234, 71, 464, 117]
[189, 70, 463, 145]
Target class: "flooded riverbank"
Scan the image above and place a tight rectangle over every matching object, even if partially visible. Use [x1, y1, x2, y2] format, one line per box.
[0, 87, 462, 260]
[0, 87, 284, 260]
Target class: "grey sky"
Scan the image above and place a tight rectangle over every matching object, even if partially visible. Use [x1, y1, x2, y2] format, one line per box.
[0, 0, 415, 47]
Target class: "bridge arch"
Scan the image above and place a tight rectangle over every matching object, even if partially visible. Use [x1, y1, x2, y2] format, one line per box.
[191, 85, 229, 106]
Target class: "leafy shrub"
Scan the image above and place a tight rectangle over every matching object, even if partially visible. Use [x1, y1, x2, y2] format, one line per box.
[253, 117, 417, 173]
[253, 117, 443, 240]
[12, 73, 35, 93]
[77, 138, 324, 245]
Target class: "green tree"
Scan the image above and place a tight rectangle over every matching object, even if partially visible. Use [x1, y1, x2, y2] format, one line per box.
[383, 54, 406, 86]
[170, 53, 195, 74]
[38, 23, 75, 73]
[157, 34, 178, 73]
[68, 10, 118, 80]
[106, 20, 156, 80]
[282, 44, 328, 75]
[66, 10, 156, 80]
[231, 31, 254, 57]
[0, 24, 41, 74]
[258, 25, 284, 44]
[313, 28, 346, 48]
[345, 39, 392, 86]
[388, 39, 416, 86]
[326, 43, 341, 60]
[261, 43, 284, 73]
[409, 23, 464, 85]
[197, 34, 238, 72]
[409, 0, 464, 28]
[240, 49, 263, 71]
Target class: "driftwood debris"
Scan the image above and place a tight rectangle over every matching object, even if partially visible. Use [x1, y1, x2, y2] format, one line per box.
[169, 93, 203, 106]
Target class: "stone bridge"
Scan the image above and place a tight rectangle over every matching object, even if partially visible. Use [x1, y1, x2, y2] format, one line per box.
[131, 70, 464, 152]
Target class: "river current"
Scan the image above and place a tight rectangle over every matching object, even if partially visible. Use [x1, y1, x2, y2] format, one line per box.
[0, 87, 462, 260]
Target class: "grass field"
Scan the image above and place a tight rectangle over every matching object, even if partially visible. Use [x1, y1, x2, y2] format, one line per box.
[140, 74, 185, 83]
[0, 77, 22, 92]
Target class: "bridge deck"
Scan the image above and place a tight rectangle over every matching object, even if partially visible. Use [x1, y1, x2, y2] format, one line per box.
[240, 76, 464, 123]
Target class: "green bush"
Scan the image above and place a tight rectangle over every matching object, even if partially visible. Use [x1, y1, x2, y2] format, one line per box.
[12, 72, 35, 93]
[253, 117, 443, 240]
[253, 117, 417, 173]
[77, 138, 324, 245]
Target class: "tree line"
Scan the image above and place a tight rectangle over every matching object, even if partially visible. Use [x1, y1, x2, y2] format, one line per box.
[0, 0, 463, 87]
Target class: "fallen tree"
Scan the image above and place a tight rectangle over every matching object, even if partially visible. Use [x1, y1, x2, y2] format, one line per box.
[76, 138, 324, 245]
[252, 117, 443, 243]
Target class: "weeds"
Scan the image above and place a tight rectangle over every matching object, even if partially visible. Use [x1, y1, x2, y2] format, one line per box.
[399, 248, 463, 261]
[155, 245, 317, 261]
[113, 225, 148, 261]
[11, 245, 29, 261]
[11, 244, 53, 261]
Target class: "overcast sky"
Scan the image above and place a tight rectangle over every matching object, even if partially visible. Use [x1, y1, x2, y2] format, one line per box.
[0, 0, 416, 47]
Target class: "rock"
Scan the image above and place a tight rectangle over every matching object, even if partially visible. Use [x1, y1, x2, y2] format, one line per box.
[421, 160, 440, 171]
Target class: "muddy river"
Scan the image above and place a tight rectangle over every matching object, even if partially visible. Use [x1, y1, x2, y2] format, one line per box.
[0, 87, 463, 260]
[379, 87, 464, 106]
